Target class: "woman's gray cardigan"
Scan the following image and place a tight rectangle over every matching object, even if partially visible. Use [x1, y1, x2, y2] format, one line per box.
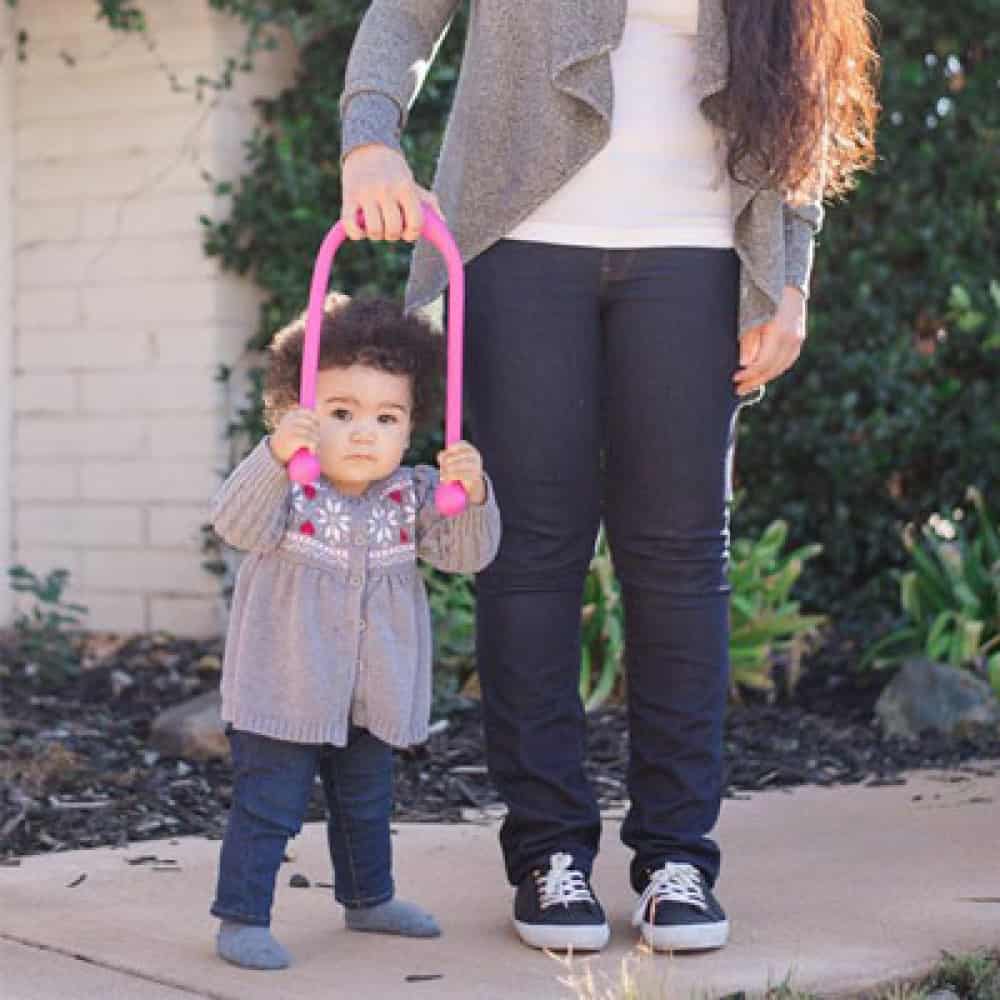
[339, 0, 826, 388]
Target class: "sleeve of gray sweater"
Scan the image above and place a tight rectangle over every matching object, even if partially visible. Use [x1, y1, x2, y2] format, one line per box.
[782, 120, 828, 299]
[414, 465, 502, 575]
[782, 198, 823, 300]
[210, 437, 293, 553]
[338, 0, 462, 165]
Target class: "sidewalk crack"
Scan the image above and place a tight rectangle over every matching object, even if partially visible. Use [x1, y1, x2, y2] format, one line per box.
[0, 932, 225, 999]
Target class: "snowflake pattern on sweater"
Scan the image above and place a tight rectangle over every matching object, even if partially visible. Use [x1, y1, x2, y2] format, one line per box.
[288, 474, 419, 569]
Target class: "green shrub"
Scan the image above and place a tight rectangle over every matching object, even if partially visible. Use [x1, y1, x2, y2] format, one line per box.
[7, 566, 88, 688]
[579, 527, 624, 712]
[727, 515, 828, 702]
[733, 1, 999, 626]
[859, 485, 1000, 693]
[575, 513, 826, 710]
[421, 563, 477, 705]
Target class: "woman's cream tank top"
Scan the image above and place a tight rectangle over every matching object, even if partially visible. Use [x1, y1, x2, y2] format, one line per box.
[505, 0, 733, 248]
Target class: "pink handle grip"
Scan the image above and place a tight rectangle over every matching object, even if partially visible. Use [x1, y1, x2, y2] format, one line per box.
[288, 205, 467, 516]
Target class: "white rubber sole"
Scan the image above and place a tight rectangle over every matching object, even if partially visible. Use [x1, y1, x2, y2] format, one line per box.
[514, 918, 611, 952]
[639, 917, 729, 952]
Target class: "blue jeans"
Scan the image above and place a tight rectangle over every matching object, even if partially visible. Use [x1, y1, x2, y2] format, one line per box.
[462, 240, 752, 894]
[210, 724, 394, 926]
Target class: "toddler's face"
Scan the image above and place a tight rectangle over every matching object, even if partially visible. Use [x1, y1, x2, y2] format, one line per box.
[313, 364, 413, 495]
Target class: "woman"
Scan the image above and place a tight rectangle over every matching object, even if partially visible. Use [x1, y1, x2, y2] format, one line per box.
[338, 0, 878, 954]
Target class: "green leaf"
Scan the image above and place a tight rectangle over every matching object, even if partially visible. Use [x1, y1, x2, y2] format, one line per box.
[859, 626, 921, 669]
[926, 610, 958, 659]
[988, 651, 1000, 697]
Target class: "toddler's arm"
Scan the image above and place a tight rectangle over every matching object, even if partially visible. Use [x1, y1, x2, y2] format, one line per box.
[414, 465, 501, 575]
[210, 437, 292, 553]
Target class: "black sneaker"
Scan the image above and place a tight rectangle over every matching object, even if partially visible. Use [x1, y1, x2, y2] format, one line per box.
[631, 861, 729, 951]
[513, 852, 610, 951]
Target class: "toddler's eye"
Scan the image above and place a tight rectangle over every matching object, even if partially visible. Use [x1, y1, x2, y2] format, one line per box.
[378, 414, 399, 425]
[331, 408, 351, 421]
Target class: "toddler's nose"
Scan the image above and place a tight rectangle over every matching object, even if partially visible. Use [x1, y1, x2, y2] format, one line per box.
[350, 419, 377, 441]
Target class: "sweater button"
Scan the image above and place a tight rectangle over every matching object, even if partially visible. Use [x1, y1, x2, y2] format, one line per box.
[349, 574, 362, 587]
[353, 533, 366, 545]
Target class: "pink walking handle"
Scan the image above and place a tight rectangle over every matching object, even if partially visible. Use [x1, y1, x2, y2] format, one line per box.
[288, 204, 467, 517]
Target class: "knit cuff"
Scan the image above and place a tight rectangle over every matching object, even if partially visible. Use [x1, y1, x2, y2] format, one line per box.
[234, 436, 290, 500]
[782, 201, 823, 300]
[340, 91, 405, 167]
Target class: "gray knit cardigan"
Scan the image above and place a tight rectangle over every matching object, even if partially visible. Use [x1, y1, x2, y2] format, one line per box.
[212, 438, 501, 748]
[339, 0, 827, 410]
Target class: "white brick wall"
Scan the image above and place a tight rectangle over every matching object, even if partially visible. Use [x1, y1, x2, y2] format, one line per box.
[0, 5, 13, 627]
[7, 1, 293, 637]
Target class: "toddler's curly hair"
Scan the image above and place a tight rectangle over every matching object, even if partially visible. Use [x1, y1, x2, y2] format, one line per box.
[263, 292, 444, 432]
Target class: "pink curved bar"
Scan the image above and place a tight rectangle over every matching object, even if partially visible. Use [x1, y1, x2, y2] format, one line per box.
[288, 206, 467, 516]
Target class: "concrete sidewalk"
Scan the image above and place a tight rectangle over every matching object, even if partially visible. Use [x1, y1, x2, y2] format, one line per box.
[2, 763, 998, 1000]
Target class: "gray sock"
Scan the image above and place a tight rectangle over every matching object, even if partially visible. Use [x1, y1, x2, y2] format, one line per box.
[344, 898, 441, 938]
[216, 920, 291, 969]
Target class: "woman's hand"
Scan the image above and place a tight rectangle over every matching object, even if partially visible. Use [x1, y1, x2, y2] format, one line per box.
[733, 286, 808, 397]
[269, 408, 321, 466]
[437, 440, 487, 506]
[341, 143, 445, 242]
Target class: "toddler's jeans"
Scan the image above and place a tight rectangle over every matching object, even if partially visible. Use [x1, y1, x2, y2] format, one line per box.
[210, 723, 394, 926]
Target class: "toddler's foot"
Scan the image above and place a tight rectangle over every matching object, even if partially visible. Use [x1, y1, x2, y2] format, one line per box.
[216, 919, 291, 969]
[344, 898, 441, 938]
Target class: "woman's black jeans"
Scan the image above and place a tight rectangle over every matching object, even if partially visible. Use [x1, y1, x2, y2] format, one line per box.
[462, 239, 752, 895]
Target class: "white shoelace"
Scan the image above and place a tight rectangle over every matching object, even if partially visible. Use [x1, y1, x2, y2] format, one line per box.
[631, 861, 707, 927]
[536, 852, 594, 910]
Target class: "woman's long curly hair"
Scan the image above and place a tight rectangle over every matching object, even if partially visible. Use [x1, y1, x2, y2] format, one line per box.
[705, 0, 881, 203]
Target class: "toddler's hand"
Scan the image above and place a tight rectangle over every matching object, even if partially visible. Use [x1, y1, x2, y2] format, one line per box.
[437, 440, 486, 506]
[270, 408, 320, 466]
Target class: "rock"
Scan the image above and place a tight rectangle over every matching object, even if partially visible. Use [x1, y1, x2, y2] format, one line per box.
[875, 657, 1000, 741]
[148, 689, 229, 761]
[110, 669, 135, 699]
[460, 802, 508, 824]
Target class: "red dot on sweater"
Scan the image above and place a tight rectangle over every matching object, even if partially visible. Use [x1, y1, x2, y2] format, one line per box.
[300, 521, 315, 536]
[388, 489, 403, 503]
[303, 484, 316, 500]
[400, 527, 410, 543]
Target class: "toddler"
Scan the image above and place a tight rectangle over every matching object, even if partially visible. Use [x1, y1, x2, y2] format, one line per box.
[209, 292, 501, 969]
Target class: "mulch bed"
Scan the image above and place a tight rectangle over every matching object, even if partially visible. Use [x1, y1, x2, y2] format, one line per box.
[1, 625, 998, 862]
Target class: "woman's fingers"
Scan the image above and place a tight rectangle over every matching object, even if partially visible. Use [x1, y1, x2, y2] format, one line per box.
[735, 347, 779, 394]
[358, 196, 385, 240]
[340, 144, 436, 243]
[380, 196, 405, 242]
[737, 326, 762, 369]
[341, 197, 365, 241]
[400, 186, 424, 242]
[736, 334, 800, 393]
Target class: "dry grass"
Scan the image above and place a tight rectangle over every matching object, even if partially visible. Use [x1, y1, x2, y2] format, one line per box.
[551, 943, 676, 1000]
[551, 946, 1000, 1000]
